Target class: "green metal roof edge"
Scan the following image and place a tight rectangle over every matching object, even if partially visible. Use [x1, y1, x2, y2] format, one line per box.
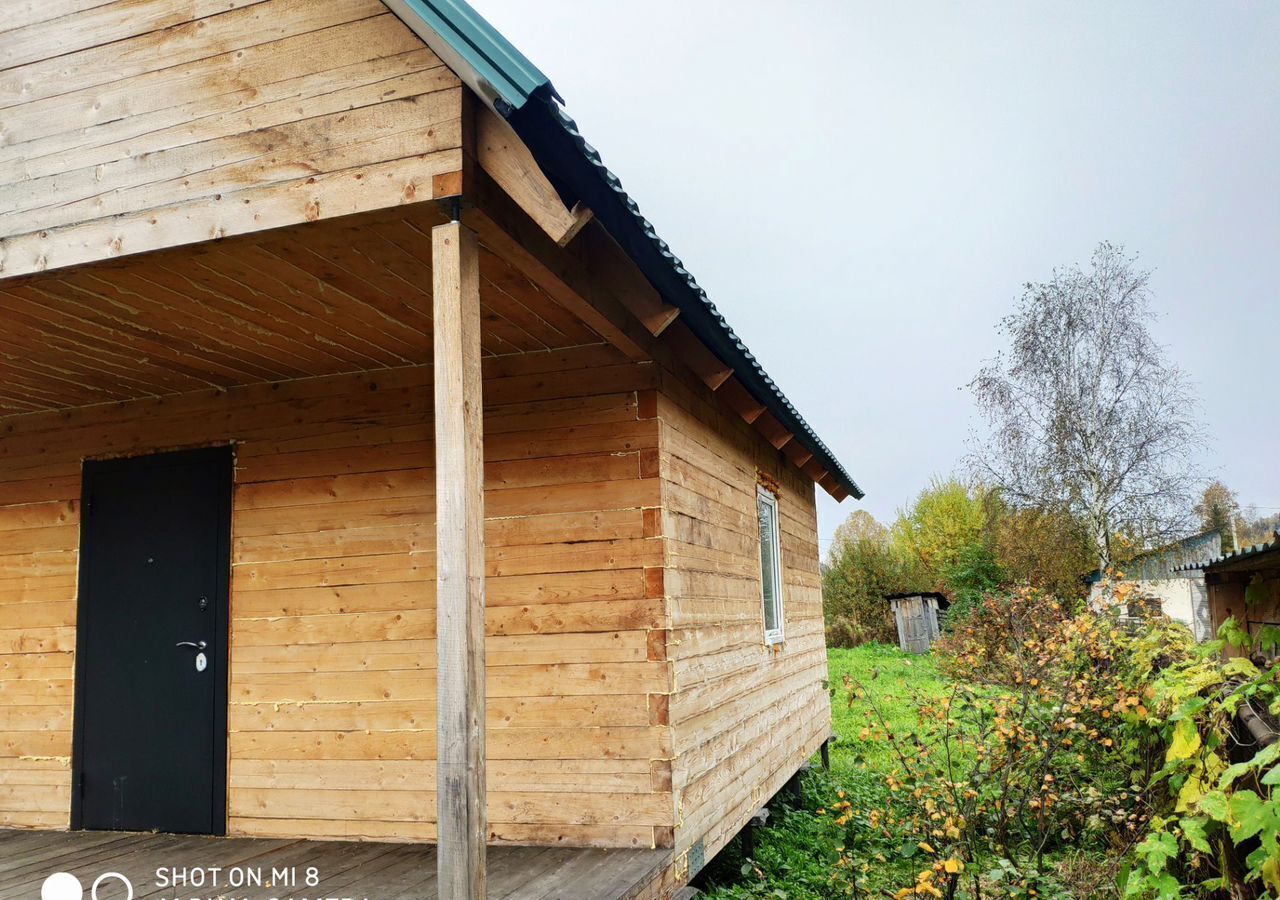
[385, 0, 863, 500]
[393, 0, 551, 108]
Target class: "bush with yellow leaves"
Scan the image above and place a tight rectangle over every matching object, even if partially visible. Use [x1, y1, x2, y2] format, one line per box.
[1119, 616, 1280, 899]
[839, 585, 1177, 898]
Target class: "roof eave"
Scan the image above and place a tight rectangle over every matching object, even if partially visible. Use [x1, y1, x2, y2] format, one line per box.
[383, 0, 863, 501]
[506, 95, 864, 500]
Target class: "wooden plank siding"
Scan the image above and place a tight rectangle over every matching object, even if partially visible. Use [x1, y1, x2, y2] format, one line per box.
[653, 364, 832, 864]
[0, 0, 466, 278]
[0, 346, 675, 847]
[0, 0, 837, 871]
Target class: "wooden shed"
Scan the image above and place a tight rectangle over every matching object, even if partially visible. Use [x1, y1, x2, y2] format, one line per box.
[886, 592, 949, 654]
[1179, 537, 1280, 661]
[0, 2, 863, 898]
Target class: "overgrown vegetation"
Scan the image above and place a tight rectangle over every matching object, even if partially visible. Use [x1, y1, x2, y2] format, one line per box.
[1121, 613, 1280, 898]
[703, 588, 1280, 899]
[822, 479, 1091, 647]
[698, 645, 948, 898]
[780, 244, 1280, 898]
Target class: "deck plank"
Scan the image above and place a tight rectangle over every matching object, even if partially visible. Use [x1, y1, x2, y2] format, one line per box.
[131, 838, 307, 899]
[0, 830, 129, 873]
[0, 830, 671, 900]
[0, 833, 177, 896]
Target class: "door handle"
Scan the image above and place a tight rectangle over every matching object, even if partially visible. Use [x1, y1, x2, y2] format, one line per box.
[175, 640, 207, 650]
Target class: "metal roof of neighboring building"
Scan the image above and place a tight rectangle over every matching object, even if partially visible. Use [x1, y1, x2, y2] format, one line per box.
[1085, 530, 1223, 583]
[383, 0, 863, 500]
[1173, 534, 1280, 573]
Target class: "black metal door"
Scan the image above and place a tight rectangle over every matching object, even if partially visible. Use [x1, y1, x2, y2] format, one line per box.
[72, 447, 231, 835]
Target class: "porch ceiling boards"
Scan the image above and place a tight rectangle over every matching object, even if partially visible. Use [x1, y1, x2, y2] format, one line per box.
[0, 204, 605, 416]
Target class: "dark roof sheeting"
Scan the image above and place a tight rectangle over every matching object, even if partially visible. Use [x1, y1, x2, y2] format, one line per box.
[885, 591, 950, 606]
[387, 0, 862, 500]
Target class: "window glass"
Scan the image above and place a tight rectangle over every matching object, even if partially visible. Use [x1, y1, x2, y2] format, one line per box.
[757, 487, 783, 643]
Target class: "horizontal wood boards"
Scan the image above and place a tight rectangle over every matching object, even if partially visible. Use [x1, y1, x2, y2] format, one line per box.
[0, 205, 606, 414]
[0, 348, 672, 846]
[0, 0, 466, 277]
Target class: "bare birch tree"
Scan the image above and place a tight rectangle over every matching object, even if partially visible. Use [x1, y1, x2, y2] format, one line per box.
[968, 242, 1203, 573]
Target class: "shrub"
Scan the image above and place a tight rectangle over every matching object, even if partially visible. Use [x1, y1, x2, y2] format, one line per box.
[937, 542, 1006, 625]
[840, 585, 1183, 897]
[823, 536, 925, 646]
[1120, 618, 1280, 898]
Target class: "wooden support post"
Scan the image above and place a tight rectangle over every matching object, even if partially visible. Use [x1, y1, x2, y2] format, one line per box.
[433, 218, 486, 899]
[786, 762, 810, 805]
[742, 807, 769, 860]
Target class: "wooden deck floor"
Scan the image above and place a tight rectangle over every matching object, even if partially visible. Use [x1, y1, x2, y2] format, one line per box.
[0, 830, 671, 900]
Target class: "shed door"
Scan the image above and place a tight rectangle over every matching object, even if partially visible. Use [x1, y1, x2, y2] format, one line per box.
[901, 598, 929, 653]
[73, 447, 231, 835]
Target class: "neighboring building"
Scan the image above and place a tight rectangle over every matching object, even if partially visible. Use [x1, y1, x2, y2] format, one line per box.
[886, 592, 950, 653]
[0, 2, 862, 897]
[1176, 536, 1280, 660]
[1086, 532, 1221, 642]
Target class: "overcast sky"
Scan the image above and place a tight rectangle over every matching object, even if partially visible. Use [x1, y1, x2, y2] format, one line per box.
[472, 0, 1280, 553]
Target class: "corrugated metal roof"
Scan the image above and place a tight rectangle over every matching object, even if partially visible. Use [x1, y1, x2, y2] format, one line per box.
[1173, 535, 1280, 572]
[385, 0, 862, 500]
[1086, 531, 1222, 582]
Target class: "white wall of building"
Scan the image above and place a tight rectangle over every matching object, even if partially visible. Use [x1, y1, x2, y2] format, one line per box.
[1088, 575, 1213, 642]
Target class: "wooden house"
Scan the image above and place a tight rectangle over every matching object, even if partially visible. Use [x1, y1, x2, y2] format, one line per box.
[0, 2, 862, 897]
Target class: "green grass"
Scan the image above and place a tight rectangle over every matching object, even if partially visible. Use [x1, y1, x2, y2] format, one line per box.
[698, 644, 1129, 898]
[826, 643, 947, 775]
[697, 644, 942, 899]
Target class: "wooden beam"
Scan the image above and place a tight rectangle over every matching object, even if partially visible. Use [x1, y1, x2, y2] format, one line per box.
[574, 225, 681, 336]
[474, 104, 593, 247]
[714, 376, 766, 424]
[433, 219, 486, 899]
[753, 411, 794, 450]
[782, 440, 813, 470]
[802, 458, 829, 484]
[465, 120, 679, 338]
[664, 321, 732, 390]
[465, 166, 679, 348]
[464, 170, 649, 361]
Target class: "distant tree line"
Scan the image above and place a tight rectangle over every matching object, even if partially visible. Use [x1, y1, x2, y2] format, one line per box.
[824, 475, 1279, 648]
[1193, 478, 1279, 553]
[823, 242, 1279, 647]
[822, 477, 1093, 647]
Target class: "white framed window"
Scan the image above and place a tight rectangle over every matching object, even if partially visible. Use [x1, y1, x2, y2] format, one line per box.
[756, 485, 784, 645]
